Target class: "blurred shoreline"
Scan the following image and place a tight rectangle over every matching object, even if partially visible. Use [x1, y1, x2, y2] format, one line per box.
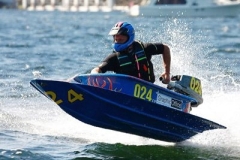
[0, 0, 142, 11]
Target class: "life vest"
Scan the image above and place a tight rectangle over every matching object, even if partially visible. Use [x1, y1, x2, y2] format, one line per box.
[117, 41, 155, 83]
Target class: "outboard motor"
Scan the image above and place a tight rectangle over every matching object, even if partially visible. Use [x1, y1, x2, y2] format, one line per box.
[166, 75, 203, 107]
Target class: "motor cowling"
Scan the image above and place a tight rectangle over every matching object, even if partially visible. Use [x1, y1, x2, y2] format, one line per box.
[167, 75, 203, 107]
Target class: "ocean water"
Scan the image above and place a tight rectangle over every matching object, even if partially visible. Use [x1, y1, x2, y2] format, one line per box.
[0, 9, 240, 160]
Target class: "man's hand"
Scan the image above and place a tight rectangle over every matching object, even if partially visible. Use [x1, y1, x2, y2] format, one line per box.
[160, 72, 171, 84]
[91, 67, 101, 74]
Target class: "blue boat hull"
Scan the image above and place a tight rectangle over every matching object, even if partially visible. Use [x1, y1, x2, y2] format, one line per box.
[30, 74, 226, 142]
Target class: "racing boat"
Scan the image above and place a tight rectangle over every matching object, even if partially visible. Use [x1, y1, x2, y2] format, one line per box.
[30, 74, 226, 142]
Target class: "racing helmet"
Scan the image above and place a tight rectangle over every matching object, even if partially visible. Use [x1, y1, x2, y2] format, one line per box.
[109, 22, 135, 52]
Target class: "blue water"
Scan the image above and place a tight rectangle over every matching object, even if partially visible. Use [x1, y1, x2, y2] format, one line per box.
[0, 9, 240, 159]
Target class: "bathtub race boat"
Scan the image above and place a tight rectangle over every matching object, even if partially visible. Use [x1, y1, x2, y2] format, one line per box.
[30, 74, 226, 142]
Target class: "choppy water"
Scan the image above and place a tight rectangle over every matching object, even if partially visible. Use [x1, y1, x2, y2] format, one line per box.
[0, 9, 240, 160]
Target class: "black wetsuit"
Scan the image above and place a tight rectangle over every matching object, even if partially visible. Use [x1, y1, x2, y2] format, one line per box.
[98, 41, 165, 83]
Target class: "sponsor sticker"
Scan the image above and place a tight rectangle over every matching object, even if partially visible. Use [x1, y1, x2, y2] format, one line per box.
[171, 98, 182, 109]
[153, 91, 182, 109]
[154, 91, 172, 107]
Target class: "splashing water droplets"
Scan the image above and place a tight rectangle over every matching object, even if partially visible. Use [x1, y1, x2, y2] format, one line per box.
[164, 19, 203, 75]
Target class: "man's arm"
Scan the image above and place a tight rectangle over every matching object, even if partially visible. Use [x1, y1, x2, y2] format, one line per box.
[161, 44, 171, 84]
[90, 53, 117, 74]
[91, 67, 102, 73]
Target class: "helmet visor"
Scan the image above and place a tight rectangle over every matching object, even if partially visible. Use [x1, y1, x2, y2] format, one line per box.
[109, 27, 128, 36]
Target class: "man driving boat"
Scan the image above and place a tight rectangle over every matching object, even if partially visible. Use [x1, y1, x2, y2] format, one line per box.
[91, 21, 171, 84]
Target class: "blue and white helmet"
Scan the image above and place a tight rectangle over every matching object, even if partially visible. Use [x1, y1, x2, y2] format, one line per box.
[109, 22, 135, 52]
